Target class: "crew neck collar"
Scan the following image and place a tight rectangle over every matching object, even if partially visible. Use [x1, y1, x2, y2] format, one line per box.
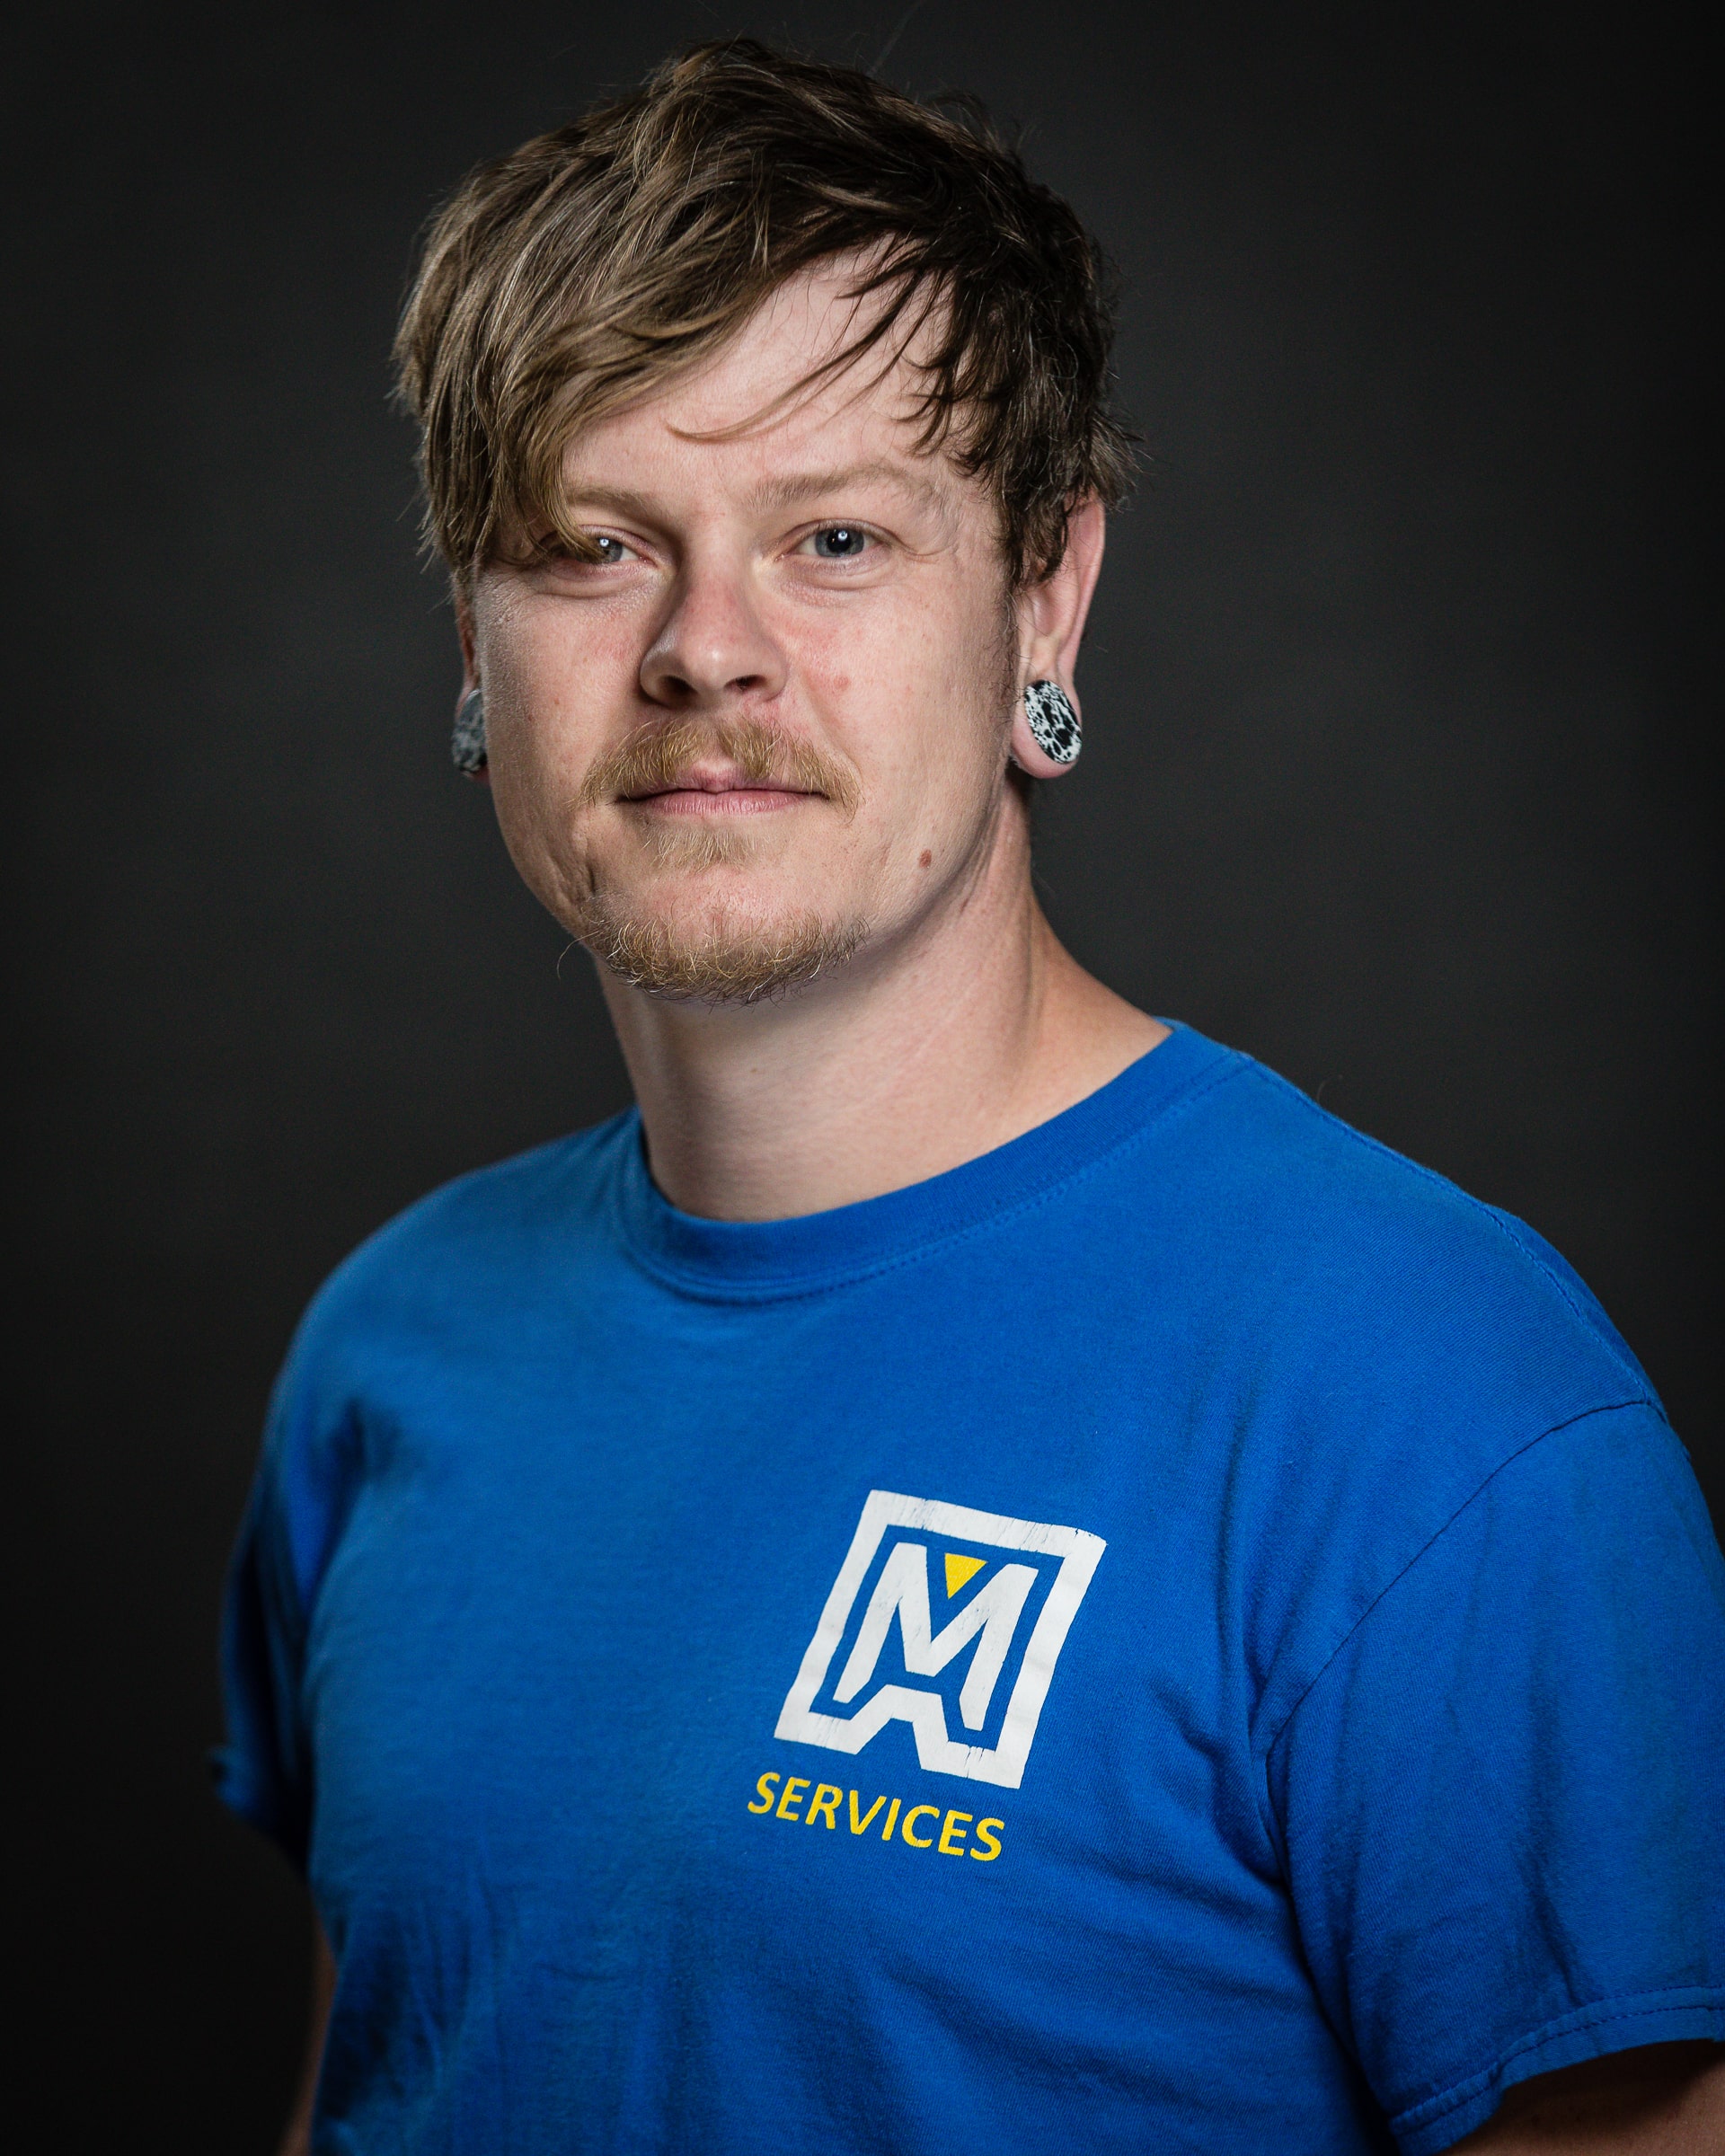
[611, 1021, 1234, 1301]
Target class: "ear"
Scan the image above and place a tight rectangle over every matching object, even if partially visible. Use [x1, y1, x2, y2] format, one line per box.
[452, 581, 491, 786]
[1009, 495, 1107, 780]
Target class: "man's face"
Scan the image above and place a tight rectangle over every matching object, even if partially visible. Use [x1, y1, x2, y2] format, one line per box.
[467, 264, 1027, 1002]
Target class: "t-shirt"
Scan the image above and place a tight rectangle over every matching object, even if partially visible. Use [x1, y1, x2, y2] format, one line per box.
[217, 1023, 1725, 2155]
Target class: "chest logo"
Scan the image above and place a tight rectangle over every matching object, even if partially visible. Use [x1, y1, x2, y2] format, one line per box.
[775, 1490, 1106, 1789]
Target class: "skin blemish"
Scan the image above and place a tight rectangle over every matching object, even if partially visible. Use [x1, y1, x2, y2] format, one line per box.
[918, 850, 933, 869]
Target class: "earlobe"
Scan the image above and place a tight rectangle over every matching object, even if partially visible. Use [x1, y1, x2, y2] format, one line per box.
[1010, 679, 1082, 779]
[451, 687, 488, 777]
[450, 586, 489, 780]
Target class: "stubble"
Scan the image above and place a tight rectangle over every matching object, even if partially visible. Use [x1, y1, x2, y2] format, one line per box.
[567, 715, 870, 1003]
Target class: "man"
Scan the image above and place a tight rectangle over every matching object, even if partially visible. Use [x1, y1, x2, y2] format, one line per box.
[218, 40, 1724, 2155]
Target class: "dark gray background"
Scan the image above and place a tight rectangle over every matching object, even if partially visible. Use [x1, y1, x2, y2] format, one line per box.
[5, 2, 1714, 2143]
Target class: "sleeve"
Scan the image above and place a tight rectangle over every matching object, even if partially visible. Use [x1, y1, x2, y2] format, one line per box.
[1267, 1401, 1725, 2154]
[212, 1444, 314, 1866]
[212, 1339, 360, 1872]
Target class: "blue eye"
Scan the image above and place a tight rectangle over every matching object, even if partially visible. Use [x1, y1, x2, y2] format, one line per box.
[809, 526, 869, 559]
[590, 535, 630, 564]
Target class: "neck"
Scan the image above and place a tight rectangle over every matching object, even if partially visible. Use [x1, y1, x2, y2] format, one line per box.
[597, 796, 1166, 1222]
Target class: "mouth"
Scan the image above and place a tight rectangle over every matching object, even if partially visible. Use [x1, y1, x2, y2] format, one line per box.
[579, 719, 862, 822]
[620, 769, 823, 817]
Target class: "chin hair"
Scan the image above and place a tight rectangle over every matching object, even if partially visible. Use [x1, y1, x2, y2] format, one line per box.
[637, 819, 762, 871]
[571, 898, 869, 1004]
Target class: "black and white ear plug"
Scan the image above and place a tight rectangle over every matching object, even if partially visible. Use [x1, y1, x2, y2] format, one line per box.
[451, 688, 487, 775]
[1023, 679, 1082, 766]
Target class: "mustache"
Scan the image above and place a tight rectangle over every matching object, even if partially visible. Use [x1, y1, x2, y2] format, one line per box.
[577, 717, 860, 817]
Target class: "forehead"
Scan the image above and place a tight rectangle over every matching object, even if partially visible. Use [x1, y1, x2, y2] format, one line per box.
[561, 262, 969, 503]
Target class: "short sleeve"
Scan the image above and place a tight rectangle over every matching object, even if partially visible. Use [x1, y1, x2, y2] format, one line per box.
[213, 1337, 361, 1871]
[213, 1433, 314, 1864]
[1268, 1401, 1725, 2154]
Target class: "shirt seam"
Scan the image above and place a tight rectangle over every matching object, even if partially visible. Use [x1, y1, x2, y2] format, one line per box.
[1257, 1395, 1658, 1819]
[1393, 1985, 1725, 2134]
[614, 1054, 1249, 1305]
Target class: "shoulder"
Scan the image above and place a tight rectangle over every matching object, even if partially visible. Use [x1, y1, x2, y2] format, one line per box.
[287, 1109, 637, 1363]
[248, 1113, 636, 1587]
[1135, 1038, 1653, 1425]
[1119, 1041, 1683, 1744]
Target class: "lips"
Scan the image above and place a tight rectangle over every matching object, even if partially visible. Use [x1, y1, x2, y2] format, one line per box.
[577, 718, 862, 818]
[626, 779, 818, 814]
[619, 755, 822, 808]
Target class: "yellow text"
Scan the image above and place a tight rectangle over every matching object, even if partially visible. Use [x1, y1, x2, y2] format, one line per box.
[748, 1772, 1004, 1863]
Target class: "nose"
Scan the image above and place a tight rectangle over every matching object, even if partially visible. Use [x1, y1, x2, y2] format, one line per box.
[639, 554, 788, 710]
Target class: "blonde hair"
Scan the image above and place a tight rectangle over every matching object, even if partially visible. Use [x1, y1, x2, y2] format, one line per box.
[394, 39, 1134, 591]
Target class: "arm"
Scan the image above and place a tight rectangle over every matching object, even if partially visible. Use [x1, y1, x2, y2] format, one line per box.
[276, 1919, 336, 2156]
[1454, 2042, 1725, 2152]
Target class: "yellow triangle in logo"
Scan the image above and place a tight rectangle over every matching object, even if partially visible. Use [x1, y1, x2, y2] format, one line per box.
[944, 1552, 986, 1597]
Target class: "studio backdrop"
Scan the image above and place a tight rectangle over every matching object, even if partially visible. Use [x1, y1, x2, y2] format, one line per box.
[5, 3, 1714, 2144]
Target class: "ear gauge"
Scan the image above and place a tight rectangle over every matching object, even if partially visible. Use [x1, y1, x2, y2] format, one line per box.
[451, 688, 487, 775]
[1023, 679, 1082, 766]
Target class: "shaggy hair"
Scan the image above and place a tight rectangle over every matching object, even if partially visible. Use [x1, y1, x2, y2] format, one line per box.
[394, 38, 1135, 590]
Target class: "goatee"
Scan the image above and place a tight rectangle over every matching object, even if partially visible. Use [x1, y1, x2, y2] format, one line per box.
[571, 900, 869, 1003]
[570, 714, 868, 1003]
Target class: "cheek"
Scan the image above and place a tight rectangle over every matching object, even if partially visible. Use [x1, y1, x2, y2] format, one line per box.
[798, 588, 1004, 797]
[484, 607, 642, 796]
[471, 644, 610, 906]
[483, 744, 572, 914]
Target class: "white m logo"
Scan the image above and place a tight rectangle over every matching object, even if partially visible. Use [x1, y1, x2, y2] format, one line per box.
[776, 1491, 1106, 1788]
[835, 1542, 1039, 1732]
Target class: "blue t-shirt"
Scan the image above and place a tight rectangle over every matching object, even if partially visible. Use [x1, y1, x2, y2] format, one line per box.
[217, 1024, 1725, 2154]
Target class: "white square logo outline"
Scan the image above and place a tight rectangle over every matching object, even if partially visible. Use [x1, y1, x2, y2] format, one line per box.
[774, 1489, 1107, 1789]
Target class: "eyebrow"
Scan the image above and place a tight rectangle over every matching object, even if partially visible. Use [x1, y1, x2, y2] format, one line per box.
[559, 461, 946, 523]
[741, 461, 945, 515]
